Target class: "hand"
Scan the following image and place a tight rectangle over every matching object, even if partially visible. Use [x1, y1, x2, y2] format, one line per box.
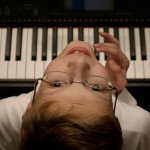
[93, 32, 129, 93]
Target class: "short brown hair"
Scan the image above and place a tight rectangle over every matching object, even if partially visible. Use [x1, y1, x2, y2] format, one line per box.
[19, 101, 123, 150]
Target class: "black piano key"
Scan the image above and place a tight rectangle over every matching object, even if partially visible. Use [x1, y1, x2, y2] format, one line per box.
[78, 27, 84, 41]
[129, 27, 136, 60]
[114, 27, 119, 40]
[94, 27, 99, 60]
[52, 27, 58, 60]
[5, 27, 12, 60]
[104, 27, 109, 60]
[139, 27, 147, 60]
[42, 27, 48, 60]
[104, 27, 109, 34]
[68, 27, 73, 43]
[16, 27, 22, 60]
[32, 27, 37, 60]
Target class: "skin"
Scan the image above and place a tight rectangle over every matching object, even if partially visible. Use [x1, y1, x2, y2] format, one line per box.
[27, 32, 129, 122]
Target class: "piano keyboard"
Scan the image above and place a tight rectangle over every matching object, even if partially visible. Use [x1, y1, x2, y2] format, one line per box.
[0, 27, 150, 81]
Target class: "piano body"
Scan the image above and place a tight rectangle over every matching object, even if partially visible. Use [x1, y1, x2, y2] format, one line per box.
[0, 0, 150, 111]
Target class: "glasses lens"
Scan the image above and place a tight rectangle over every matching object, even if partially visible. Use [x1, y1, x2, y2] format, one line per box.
[43, 71, 72, 84]
[85, 76, 113, 90]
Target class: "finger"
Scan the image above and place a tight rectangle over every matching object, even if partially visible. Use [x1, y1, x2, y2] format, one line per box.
[94, 43, 123, 61]
[106, 60, 127, 90]
[106, 59, 121, 74]
[93, 43, 119, 50]
[99, 32, 119, 45]
[94, 42, 129, 69]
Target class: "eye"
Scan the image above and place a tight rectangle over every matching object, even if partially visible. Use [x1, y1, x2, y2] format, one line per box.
[49, 80, 67, 87]
[90, 84, 105, 91]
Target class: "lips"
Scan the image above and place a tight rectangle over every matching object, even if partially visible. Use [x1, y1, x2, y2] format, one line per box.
[67, 47, 92, 57]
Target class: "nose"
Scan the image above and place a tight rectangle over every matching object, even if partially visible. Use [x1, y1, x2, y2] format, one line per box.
[67, 56, 90, 78]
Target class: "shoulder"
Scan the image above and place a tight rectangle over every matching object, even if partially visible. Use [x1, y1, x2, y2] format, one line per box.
[0, 91, 33, 150]
[0, 91, 33, 121]
[116, 100, 150, 132]
[118, 103, 150, 150]
[115, 88, 150, 150]
[115, 88, 150, 132]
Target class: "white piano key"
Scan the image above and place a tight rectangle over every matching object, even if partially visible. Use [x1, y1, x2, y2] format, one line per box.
[62, 28, 68, 49]
[124, 28, 135, 79]
[17, 28, 27, 79]
[119, 28, 125, 53]
[57, 28, 63, 56]
[144, 28, 150, 78]
[84, 28, 89, 43]
[108, 27, 114, 36]
[88, 27, 94, 46]
[26, 28, 35, 79]
[44, 28, 52, 70]
[87, 27, 93, 52]
[88, 27, 95, 57]
[98, 28, 105, 66]
[0, 28, 1, 50]
[73, 27, 78, 40]
[134, 27, 144, 78]
[35, 28, 44, 78]
[0, 28, 8, 79]
[7, 28, 17, 79]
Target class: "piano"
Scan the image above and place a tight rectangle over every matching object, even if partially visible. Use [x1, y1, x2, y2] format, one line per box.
[0, 0, 150, 111]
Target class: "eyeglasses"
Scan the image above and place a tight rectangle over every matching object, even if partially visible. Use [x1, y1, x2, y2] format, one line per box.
[33, 71, 118, 113]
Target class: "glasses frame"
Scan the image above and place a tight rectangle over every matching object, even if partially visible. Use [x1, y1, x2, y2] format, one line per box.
[32, 72, 118, 113]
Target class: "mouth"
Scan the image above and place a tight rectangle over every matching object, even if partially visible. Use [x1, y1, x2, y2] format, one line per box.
[67, 47, 92, 57]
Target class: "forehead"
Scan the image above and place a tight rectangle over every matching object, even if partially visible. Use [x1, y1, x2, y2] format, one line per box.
[33, 96, 113, 126]
[34, 93, 113, 124]
[36, 82, 113, 117]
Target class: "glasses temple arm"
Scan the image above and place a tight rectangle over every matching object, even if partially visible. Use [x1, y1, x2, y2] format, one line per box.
[32, 78, 43, 104]
[113, 88, 118, 113]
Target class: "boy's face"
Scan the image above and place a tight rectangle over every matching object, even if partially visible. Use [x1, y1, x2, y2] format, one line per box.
[29, 40, 114, 122]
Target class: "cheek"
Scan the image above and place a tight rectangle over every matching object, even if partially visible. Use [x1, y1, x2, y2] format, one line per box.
[96, 92, 113, 108]
[36, 83, 61, 102]
[44, 59, 63, 73]
[88, 97, 113, 116]
[93, 63, 109, 77]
